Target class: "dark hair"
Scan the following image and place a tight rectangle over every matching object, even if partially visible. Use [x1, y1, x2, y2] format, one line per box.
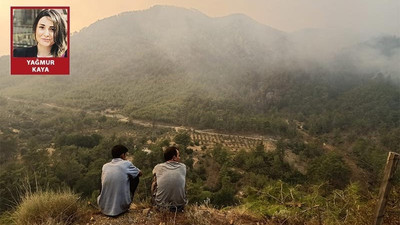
[164, 146, 178, 161]
[111, 145, 128, 158]
[33, 9, 67, 57]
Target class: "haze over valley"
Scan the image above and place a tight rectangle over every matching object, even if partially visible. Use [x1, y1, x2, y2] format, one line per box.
[0, 5, 399, 224]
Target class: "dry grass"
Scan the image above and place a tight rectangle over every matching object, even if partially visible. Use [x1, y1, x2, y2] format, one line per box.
[85, 203, 268, 225]
[184, 204, 268, 225]
[13, 189, 83, 225]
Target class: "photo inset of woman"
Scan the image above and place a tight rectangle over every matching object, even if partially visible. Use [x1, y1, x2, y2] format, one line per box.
[13, 9, 67, 58]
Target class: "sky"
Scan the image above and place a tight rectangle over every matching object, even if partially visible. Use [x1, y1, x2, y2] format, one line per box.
[0, 0, 399, 56]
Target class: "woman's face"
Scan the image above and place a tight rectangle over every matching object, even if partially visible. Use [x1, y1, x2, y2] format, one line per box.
[35, 16, 55, 48]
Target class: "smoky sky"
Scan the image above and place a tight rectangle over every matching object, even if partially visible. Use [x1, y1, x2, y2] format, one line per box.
[0, 0, 399, 56]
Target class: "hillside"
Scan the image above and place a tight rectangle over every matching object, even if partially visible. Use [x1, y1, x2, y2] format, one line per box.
[0, 5, 399, 224]
[0, 6, 398, 132]
[1, 2, 399, 191]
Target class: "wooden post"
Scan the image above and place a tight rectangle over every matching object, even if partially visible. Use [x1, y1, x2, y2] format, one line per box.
[373, 152, 400, 225]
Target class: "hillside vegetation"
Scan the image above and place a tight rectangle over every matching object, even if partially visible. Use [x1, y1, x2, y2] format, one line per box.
[0, 5, 399, 224]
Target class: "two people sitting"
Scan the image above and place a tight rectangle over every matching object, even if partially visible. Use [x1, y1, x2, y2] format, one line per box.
[97, 145, 187, 217]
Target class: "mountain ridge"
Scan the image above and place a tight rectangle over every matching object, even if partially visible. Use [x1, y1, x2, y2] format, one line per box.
[0, 5, 398, 136]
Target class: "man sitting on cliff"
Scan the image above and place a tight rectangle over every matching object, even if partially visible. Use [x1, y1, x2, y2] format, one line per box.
[152, 146, 187, 212]
[97, 145, 142, 216]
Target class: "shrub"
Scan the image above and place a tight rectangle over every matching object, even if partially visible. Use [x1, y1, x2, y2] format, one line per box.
[13, 190, 82, 225]
[307, 152, 351, 190]
[174, 132, 191, 146]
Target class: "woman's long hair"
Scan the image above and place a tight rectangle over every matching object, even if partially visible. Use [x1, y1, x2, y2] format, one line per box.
[33, 9, 67, 57]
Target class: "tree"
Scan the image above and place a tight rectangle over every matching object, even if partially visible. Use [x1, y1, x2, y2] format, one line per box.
[0, 136, 17, 164]
[212, 144, 229, 165]
[174, 131, 191, 147]
[308, 152, 351, 190]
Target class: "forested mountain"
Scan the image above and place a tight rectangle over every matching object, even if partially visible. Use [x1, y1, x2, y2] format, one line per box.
[1, 5, 398, 135]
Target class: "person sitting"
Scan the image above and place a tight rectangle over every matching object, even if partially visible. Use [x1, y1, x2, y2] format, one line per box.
[152, 146, 187, 212]
[97, 145, 142, 216]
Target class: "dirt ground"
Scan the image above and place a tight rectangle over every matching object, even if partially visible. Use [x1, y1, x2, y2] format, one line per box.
[82, 204, 269, 225]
